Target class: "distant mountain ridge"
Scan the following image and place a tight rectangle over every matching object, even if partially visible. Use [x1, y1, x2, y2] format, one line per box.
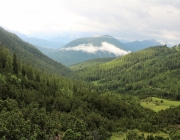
[125, 39, 162, 51]
[11, 31, 67, 48]
[32, 35, 161, 66]
[10, 30, 162, 66]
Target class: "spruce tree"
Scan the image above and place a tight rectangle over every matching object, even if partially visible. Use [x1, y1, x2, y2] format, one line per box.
[13, 53, 18, 74]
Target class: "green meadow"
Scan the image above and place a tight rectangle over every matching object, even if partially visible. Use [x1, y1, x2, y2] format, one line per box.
[141, 97, 180, 112]
[109, 132, 126, 140]
[110, 131, 169, 140]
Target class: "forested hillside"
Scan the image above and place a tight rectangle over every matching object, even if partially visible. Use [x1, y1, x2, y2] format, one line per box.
[2, 41, 180, 139]
[0, 27, 70, 76]
[71, 45, 180, 99]
[70, 57, 115, 71]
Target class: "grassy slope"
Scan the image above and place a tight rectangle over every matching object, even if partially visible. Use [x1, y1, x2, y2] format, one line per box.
[110, 131, 169, 140]
[141, 97, 180, 112]
[110, 132, 126, 140]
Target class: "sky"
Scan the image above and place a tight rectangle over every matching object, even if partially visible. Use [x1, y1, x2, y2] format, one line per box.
[0, 0, 180, 44]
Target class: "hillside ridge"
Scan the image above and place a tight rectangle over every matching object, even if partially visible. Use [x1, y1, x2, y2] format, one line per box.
[0, 27, 71, 75]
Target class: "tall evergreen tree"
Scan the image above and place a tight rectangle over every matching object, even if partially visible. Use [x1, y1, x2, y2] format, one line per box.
[13, 53, 18, 74]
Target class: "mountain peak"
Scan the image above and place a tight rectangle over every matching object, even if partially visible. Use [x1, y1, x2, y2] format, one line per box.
[101, 35, 113, 38]
[48, 35, 130, 66]
[62, 35, 127, 50]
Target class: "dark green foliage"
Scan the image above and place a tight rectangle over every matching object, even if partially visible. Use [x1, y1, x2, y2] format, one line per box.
[125, 129, 145, 140]
[70, 57, 115, 71]
[170, 129, 180, 140]
[13, 53, 18, 74]
[0, 46, 154, 139]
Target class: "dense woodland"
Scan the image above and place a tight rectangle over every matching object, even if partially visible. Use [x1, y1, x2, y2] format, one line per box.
[0, 27, 180, 139]
[72, 45, 180, 100]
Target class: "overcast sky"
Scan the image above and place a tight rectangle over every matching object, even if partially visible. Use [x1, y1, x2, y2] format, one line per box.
[0, 0, 180, 44]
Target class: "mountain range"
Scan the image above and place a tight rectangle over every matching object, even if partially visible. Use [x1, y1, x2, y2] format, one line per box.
[125, 39, 162, 51]
[43, 36, 161, 66]
[49, 35, 130, 66]
[12, 31, 67, 48]
[13, 32, 162, 66]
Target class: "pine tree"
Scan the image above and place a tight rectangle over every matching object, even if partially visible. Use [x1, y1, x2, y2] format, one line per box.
[5, 55, 13, 73]
[13, 53, 18, 74]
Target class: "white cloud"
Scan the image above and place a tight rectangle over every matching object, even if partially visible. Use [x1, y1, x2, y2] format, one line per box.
[0, 0, 180, 44]
[60, 42, 130, 56]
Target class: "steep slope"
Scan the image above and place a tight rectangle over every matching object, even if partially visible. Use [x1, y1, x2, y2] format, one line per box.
[125, 39, 162, 52]
[47, 35, 130, 66]
[72, 45, 180, 99]
[35, 45, 55, 56]
[0, 27, 71, 75]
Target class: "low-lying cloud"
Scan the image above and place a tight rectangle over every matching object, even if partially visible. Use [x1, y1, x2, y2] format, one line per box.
[60, 42, 131, 56]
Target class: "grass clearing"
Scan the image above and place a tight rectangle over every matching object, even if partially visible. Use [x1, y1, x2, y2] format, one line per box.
[141, 97, 180, 112]
[109, 132, 126, 140]
[110, 131, 169, 140]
